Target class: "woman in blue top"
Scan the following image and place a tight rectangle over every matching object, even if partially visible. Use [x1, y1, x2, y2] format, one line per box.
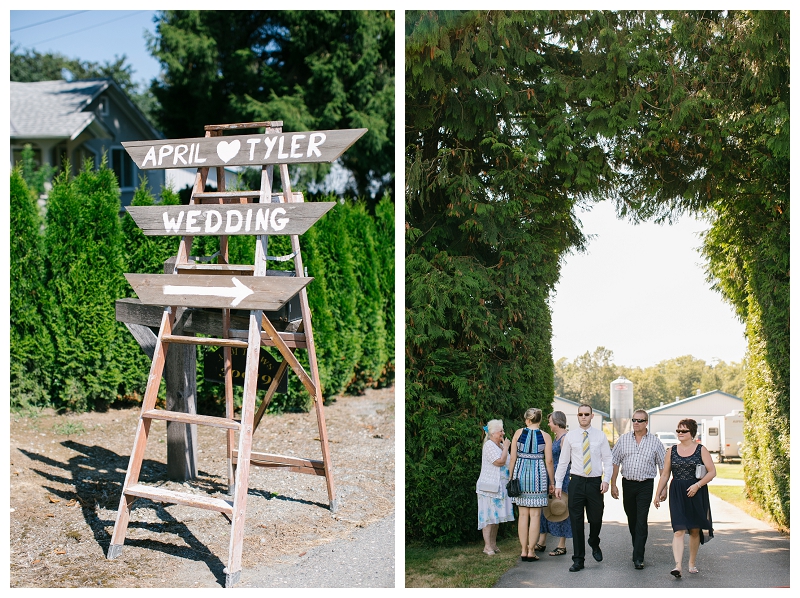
[535, 411, 572, 556]
[509, 408, 554, 562]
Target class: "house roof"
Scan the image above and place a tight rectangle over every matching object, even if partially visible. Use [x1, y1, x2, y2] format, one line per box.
[646, 389, 743, 414]
[10, 79, 161, 142]
[554, 396, 610, 419]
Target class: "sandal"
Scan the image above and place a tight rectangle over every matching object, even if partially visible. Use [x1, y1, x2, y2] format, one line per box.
[534, 543, 546, 553]
[482, 548, 496, 556]
[550, 547, 567, 556]
[671, 567, 682, 578]
[689, 566, 698, 574]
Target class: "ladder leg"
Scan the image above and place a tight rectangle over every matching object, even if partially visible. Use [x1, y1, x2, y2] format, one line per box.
[108, 308, 174, 558]
[279, 163, 338, 512]
[225, 310, 262, 586]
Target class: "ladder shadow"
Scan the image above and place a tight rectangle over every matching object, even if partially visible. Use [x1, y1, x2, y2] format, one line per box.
[17, 441, 229, 586]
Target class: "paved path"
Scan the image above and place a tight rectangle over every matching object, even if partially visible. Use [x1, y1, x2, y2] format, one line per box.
[237, 512, 395, 587]
[495, 481, 788, 588]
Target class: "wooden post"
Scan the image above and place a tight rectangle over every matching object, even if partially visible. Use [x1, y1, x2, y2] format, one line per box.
[163, 257, 198, 481]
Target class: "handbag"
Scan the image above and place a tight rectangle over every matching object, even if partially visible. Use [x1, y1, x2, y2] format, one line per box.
[695, 464, 707, 479]
[506, 478, 521, 497]
[478, 479, 501, 493]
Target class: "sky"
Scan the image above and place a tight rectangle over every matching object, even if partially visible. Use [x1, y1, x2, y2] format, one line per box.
[550, 200, 747, 368]
[9, 10, 161, 86]
[8, 9, 750, 371]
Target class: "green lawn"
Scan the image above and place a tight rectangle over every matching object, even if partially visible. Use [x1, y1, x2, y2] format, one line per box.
[713, 461, 743, 480]
[406, 536, 521, 588]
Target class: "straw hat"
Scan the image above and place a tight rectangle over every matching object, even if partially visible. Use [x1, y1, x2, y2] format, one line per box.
[543, 492, 569, 522]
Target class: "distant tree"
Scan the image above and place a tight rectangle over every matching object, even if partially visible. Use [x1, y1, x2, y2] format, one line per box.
[147, 10, 394, 205]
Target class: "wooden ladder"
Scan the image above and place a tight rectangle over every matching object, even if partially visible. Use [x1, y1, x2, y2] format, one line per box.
[107, 121, 337, 587]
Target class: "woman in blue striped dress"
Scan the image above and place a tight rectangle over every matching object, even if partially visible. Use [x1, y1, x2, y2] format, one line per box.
[509, 408, 555, 561]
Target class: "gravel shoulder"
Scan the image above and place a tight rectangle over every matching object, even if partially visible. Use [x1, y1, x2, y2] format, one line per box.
[8, 386, 395, 588]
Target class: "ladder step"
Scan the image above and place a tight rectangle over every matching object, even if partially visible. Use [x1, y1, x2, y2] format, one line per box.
[142, 409, 241, 430]
[193, 191, 303, 202]
[125, 484, 234, 515]
[225, 330, 308, 350]
[176, 264, 256, 275]
[194, 191, 262, 199]
[232, 450, 326, 476]
[162, 334, 249, 348]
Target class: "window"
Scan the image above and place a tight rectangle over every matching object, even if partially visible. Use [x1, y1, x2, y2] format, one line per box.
[112, 147, 135, 189]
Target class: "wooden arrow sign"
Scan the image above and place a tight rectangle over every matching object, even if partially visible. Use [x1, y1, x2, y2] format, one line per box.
[123, 128, 367, 170]
[126, 202, 335, 237]
[125, 274, 312, 310]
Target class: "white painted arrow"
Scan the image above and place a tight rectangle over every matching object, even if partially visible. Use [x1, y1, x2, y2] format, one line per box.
[163, 276, 255, 307]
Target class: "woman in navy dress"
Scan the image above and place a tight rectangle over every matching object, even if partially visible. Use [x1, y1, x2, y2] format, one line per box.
[509, 408, 554, 562]
[535, 411, 572, 556]
[654, 418, 716, 578]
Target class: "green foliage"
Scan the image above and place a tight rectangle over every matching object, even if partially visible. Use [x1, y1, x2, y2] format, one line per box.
[18, 144, 54, 199]
[602, 10, 789, 528]
[9, 168, 53, 410]
[373, 193, 396, 386]
[343, 201, 389, 393]
[44, 159, 126, 411]
[406, 11, 614, 545]
[148, 10, 395, 204]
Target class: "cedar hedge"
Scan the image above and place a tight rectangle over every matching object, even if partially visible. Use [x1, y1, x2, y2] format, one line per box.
[10, 160, 394, 415]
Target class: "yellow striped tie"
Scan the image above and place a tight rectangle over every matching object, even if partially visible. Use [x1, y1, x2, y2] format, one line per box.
[582, 431, 592, 475]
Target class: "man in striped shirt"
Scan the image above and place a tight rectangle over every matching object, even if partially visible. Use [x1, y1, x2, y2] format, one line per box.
[610, 409, 666, 570]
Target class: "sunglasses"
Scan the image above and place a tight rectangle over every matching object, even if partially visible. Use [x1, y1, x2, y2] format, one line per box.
[578, 413, 592, 417]
[676, 429, 690, 434]
[631, 418, 647, 423]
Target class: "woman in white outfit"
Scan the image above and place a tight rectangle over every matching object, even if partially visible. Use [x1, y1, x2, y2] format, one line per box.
[476, 419, 515, 555]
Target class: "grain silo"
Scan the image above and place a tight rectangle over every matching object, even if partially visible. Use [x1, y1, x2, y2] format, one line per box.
[610, 376, 634, 441]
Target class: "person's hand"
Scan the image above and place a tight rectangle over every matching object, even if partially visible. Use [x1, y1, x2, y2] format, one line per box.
[660, 489, 667, 502]
[610, 483, 619, 500]
[600, 481, 609, 494]
[548, 484, 555, 494]
[554, 488, 562, 499]
[503, 439, 511, 450]
[687, 483, 699, 498]
[653, 496, 660, 509]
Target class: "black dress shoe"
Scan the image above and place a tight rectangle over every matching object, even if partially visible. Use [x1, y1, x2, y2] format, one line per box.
[592, 547, 603, 562]
[569, 562, 584, 572]
[634, 561, 644, 570]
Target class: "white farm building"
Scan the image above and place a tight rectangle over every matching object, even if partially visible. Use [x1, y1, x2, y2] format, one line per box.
[646, 390, 743, 435]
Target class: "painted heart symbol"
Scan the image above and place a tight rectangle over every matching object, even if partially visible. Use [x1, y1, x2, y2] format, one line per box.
[216, 140, 241, 163]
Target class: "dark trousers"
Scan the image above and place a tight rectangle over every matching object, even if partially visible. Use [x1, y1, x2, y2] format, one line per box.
[622, 478, 654, 563]
[568, 475, 604, 564]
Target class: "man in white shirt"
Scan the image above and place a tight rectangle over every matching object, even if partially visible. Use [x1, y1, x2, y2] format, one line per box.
[554, 404, 612, 572]
[610, 409, 666, 570]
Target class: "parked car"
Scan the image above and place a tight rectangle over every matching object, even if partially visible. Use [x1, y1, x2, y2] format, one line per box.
[655, 431, 679, 449]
